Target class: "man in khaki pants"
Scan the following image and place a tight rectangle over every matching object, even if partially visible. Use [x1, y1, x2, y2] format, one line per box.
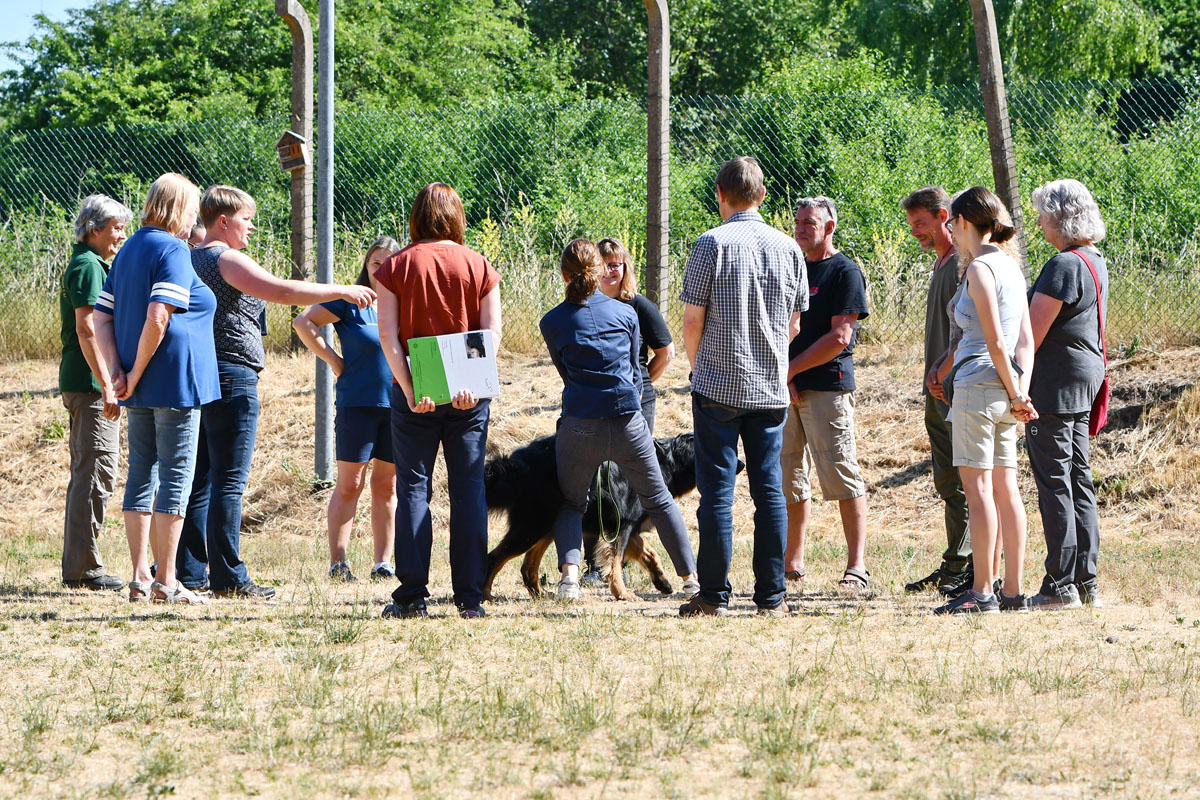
[782, 196, 871, 591]
[59, 195, 131, 590]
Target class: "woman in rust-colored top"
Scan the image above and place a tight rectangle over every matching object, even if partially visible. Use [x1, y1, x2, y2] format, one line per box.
[375, 183, 502, 620]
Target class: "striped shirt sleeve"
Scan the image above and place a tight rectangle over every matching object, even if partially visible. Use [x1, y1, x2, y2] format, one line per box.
[149, 245, 194, 311]
[94, 270, 116, 315]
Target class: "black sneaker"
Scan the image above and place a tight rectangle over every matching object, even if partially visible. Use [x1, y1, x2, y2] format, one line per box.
[938, 568, 973, 597]
[679, 595, 729, 617]
[934, 590, 999, 615]
[369, 563, 396, 581]
[999, 592, 1029, 613]
[1029, 583, 1082, 610]
[329, 561, 356, 582]
[382, 600, 428, 619]
[458, 605, 486, 619]
[64, 574, 125, 591]
[756, 600, 789, 618]
[1076, 582, 1104, 608]
[904, 568, 943, 593]
[213, 580, 277, 600]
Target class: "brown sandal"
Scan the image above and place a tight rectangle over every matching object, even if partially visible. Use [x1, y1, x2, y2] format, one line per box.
[837, 567, 871, 591]
[785, 569, 807, 583]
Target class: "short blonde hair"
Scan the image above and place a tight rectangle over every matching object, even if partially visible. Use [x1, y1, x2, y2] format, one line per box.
[596, 237, 637, 301]
[199, 184, 257, 227]
[140, 173, 200, 237]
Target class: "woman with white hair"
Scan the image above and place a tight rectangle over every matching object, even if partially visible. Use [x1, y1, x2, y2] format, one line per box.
[1026, 179, 1109, 610]
[59, 193, 133, 591]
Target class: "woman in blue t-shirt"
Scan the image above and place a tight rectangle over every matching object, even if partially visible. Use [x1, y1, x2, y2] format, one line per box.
[94, 173, 218, 605]
[294, 237, 402, 583]
[539, 239, 697, 602]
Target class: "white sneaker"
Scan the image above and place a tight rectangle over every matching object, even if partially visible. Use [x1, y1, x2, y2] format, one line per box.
[680, 579, 700, 599]
[555, 576, 580, 602]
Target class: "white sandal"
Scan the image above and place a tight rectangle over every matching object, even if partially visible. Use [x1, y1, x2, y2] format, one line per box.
[128, 580, 152, 602]
[151, 580, 209, 605]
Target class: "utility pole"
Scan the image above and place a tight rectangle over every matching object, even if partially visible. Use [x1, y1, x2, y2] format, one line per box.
[969, 0, 1030, 281]
[274, 0, 313, 350]
[643, 0, 670, 308]
[314, 0, 335, 482]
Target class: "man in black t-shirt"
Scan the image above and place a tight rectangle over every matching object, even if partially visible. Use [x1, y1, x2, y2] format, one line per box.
[782, 196, 871, 591]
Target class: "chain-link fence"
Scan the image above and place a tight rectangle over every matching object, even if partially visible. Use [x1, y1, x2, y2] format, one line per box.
[2, 80, 1198, 359]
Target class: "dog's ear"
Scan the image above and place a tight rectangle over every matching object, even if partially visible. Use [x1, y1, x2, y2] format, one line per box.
[654, 438, 668, 461]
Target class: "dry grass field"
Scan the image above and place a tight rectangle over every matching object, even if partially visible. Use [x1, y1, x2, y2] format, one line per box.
[1, 345, 1199, 799]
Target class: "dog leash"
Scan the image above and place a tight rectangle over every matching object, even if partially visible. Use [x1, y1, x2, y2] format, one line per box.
[593, 464, 621, 544]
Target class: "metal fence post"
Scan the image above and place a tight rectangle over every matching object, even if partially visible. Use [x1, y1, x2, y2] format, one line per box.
[274, 0, 313, 351]
[314, 0, 335, 483]
[969, 0, 1030, 281]
[644, 0, 670, 308]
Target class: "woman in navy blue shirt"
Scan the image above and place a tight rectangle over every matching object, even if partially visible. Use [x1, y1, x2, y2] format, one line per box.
[539, 239, 696, 601]
[294, 237, 401, 583]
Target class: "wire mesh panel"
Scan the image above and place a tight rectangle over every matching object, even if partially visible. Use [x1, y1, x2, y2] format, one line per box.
[1, 80, 1197, 359]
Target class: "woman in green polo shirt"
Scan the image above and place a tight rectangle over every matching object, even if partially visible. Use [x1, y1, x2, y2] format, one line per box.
[59, 193, 133, 591]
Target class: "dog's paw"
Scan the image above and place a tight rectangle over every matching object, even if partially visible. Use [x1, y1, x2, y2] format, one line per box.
[653, 579, 674, 595]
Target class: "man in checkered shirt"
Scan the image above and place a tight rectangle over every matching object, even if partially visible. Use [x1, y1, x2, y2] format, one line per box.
[678, 156, 808, 617]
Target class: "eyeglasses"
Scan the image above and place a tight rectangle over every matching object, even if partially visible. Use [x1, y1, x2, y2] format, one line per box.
[944, 214, 958, 232]
[604, 261, 625, 271]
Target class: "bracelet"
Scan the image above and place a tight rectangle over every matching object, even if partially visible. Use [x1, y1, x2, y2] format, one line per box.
[1009, 394, 1025, 403]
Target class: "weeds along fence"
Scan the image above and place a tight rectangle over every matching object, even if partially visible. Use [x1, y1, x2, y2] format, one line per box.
[1, 80, 1198, 360]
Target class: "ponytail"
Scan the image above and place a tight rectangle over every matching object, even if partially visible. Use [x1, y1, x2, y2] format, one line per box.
[561, 238, 604, 305]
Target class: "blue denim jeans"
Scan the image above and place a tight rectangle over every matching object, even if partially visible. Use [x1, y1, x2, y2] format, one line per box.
[123, 405, 202, 516]
[691, 392, 787, 608]
[177, 361, 259, 591]
[390, 385, 490, 608]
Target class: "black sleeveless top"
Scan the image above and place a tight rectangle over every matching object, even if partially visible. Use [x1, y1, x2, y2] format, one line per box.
[191, 243, 267, 371]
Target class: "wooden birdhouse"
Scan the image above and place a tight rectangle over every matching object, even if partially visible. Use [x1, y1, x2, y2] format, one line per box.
[276, 130, 310, 173]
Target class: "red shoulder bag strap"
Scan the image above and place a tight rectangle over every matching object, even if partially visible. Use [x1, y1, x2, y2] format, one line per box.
[1072, 248, 1107, 367]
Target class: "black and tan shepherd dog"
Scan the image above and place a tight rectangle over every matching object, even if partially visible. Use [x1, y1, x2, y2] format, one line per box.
[483, 432, 713, 601]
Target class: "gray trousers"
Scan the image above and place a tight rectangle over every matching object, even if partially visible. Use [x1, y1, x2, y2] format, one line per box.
[553, 413, 695, 576]
[925, 394, 971, 573]
[1027, 411, 1099, 593]
[61, 391, 119, 580]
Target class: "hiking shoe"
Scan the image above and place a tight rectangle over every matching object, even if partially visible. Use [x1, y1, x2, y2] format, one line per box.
[458, 605, 486, 619]
[64, 574, 125, 591]
[329, 561, 356, 582]
[580, 567, 605, 587]
[998, 592, 1030, 613]
[213, 580, 277, 600]
[1077, 582, 1104, 608]
[905, 568, 943, 593]
[934, 590, 999, 615]
[370, 563, 396, 581]
[555, 577, 580, 602]
[382, 600, 428, 619]
[756, 600, 790, 618]
[678, 595, 729, 617]
[1029, 583, 1082, 610]
[680, 578, 700, 599]
[183, 578, 211, 593]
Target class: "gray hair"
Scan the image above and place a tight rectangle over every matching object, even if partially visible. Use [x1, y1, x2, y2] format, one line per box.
[796, 195, 837, 226]
[1031, 179, 1106, 244]
[74, 194, 133, 243]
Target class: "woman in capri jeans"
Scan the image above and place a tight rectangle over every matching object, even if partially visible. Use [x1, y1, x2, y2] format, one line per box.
[935, 186, 1038, 616]
[294, 236, 402, 583]
[176, 186, 375, 599]
[375, 183, 502, 621]
[1026, 180, 1109, 611]
[540, 238, 698, 602]
[93, 173, 217, 604]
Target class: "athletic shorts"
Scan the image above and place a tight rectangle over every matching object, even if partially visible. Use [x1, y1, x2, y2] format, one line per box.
[781, 389, 866, 503]
[335, 406, 393, 464]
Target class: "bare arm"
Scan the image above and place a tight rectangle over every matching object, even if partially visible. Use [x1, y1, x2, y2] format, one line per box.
[119, 301, 172, 400]
[218, 249, 375, 308]
[478, 285, 502, 351]
[682, 303, 706, 368]
[789, 311, 802, 341]
[292, 304, 344, 377]
[1028, 292, 1063, 352]
[74, 306, 122, 416]
[376, 283, 432, 414]
[90, 309, 126, 419]
[964, 262, 1036, 419]
[787, 314, 857, 380]
[647, 342, 675, 383]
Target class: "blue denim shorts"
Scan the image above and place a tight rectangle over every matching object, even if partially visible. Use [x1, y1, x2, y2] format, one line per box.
[335, 405, 393, 464]
[122, 406, 202, 516]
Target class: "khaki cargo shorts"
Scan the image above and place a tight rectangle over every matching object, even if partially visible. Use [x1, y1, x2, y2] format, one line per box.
[781, 389, 866, 503]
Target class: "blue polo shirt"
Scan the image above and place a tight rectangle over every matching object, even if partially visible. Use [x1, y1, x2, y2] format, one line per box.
[539, 290, 643, 419]
[94, 226, 219, 408]
[320, 299, 391, 408]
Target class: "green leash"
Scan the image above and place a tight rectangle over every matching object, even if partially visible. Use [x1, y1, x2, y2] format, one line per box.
[593, 463, 621, 545]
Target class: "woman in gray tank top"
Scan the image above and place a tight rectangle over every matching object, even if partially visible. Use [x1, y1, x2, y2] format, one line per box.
[934, 186, 1037, 616]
